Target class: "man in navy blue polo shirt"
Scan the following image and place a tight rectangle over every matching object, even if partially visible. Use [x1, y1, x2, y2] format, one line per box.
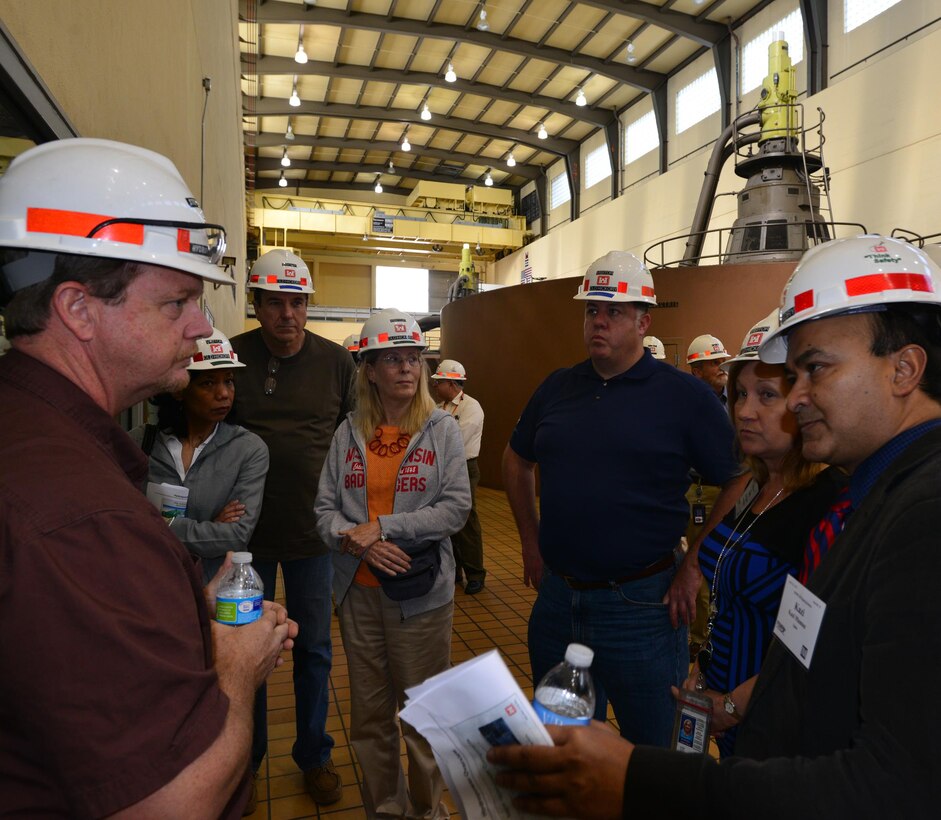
[502, 251, 740, 747]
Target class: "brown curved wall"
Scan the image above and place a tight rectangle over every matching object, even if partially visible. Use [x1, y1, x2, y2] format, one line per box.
[440, 261, 796, 490]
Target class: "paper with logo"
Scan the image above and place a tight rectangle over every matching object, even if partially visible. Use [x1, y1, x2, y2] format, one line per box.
[399, 650, 555, 819]
[145, 481, 189, 525]
[773, 574, 826, 669]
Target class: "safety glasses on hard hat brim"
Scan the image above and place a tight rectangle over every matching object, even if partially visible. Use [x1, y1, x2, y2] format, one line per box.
[86, 217, 227, 266]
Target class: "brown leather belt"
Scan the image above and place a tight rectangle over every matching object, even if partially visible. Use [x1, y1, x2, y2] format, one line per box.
[559, 554, 675, 590]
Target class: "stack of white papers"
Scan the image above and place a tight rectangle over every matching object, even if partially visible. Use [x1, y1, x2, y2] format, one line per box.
[400, 650, 553, 819]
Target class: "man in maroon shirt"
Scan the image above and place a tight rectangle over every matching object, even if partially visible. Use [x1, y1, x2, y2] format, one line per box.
[0, 139, 297, 818]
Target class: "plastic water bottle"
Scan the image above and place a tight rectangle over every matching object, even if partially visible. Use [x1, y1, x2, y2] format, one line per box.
[215, 552, 264, 626]
[532, 643, 596, 726]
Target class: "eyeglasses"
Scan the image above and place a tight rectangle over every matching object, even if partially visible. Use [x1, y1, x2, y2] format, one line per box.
[264, 357, 280, 395]
[86, 217, 227, 265]
[378, 353, 422, 368]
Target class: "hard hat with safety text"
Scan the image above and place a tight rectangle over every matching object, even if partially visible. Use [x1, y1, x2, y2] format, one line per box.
[0, 138, 231, 297]
[189, 328, 245, 370]
[643, 336, 666, 360]
[760, 235, 941, 363]
[359, 308, 425, 355]
[721, 311, 779, 371]
[573, 250, 657, 305]
[432, 359, 467, 380]
[687, 334, 730, 364]
[248, 248, 313, 294]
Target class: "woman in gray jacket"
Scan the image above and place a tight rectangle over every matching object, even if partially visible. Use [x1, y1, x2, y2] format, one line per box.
[316, 309, 470, 820]
[133, 329, 269, 583]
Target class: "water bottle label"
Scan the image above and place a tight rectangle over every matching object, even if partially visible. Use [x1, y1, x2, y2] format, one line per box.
[532, 699, 591, 726]
[216, 594, 263, 626]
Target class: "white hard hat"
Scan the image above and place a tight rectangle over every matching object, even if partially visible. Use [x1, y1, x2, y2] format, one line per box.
[188, 327, 245, 370]
[432, 359, 467, 380]
[342, 333, 360, 353]
[721, 311, 779, 371]
[760, 235, 941, 363]
[573, 250, 657, 305]
[0, 138, 231, 292]
[687, 334, 730, 364]
[359, 308, 425, 355]
[248, 248, 313, 294]
[643, 336, 666, 360]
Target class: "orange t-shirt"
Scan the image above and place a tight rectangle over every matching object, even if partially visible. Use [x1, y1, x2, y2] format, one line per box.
[354, 425, 410, 587]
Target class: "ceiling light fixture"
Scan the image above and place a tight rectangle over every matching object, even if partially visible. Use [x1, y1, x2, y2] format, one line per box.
[278, 171, 288, 188]
[575, 88, 587, 107]
[294, 26, 308, 64]
[420, 102, 432, 121]
[374, 175, 383, 194]
[537, 122, 548, 139]
[401, 132, 411, 151]
[445, 63, 457, 83]
[281, 148, 291, 167]
[626, 41, 637, 64]
[477, 3, 489, 32]
[285, 121, 295, 140]
[289, 78, 301, 107]
[484, 169, 493, 186]
[387, 159, 395, 173]
[507, 151, 516, 167]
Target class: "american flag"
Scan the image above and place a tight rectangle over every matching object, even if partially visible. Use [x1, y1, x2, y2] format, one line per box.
[521, 252, 533, 284]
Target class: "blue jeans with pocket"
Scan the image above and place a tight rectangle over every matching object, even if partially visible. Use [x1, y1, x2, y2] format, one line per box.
[528, 564, 687, 748]
[251, 554, 335, 772]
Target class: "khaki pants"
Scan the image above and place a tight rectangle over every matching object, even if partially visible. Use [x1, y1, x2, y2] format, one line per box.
[338, 584, 453, 818]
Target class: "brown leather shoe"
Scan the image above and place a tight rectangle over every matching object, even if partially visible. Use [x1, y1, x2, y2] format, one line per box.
[303, 759, 343, 805]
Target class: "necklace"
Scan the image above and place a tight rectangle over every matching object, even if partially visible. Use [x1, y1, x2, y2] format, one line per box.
[699, 484, 784, 673]
[367, 427, 411, 457]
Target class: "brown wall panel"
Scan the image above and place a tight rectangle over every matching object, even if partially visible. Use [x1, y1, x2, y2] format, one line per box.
[440, 261, 796, 490]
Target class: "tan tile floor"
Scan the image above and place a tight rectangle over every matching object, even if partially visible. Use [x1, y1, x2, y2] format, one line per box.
[247, 487, 543, 819]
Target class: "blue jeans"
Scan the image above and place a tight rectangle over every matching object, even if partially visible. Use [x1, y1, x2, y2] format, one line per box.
[252, 554, 335, 772]
[528, 566, 687, 748]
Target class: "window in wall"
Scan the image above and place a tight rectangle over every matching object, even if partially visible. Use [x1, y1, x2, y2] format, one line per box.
[375, 266, 429, 313]
[520, 190, 540, 226]
[584, 145, 612, 189]
[550, 170, 571, 209]
[741, 9, 805, 94]
[675, 69, 721, 135]
[624, 111, 659, 165]
[844, 0, 901, 33]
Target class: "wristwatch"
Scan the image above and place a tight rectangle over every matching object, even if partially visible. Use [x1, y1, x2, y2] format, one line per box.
[723, 692, 741, 719]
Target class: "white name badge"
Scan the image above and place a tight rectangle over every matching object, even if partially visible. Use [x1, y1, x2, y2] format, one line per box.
[773, 575, 827, 670]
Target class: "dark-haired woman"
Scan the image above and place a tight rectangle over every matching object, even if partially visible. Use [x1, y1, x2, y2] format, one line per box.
[132, 328, 268, 583]
[684, 312, 844, 756]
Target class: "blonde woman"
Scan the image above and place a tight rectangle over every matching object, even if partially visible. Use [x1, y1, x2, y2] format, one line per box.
[316, 309, 470, 818]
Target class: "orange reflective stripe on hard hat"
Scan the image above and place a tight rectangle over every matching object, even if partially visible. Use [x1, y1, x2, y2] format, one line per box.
[845, 272, 933, 296]
[440, 371, 462, 378]
[641, 285, 655, 297]
[177, 229, 190, 253]
[377, 332, 389, 343]
[27, 207, 144, 244]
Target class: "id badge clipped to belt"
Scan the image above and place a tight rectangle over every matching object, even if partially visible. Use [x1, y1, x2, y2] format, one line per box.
[671, 689, 712, 755]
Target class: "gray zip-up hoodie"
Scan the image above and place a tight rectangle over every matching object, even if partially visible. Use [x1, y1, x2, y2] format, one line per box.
[130, 422, 269, 560]
[315, 408, 472, 618]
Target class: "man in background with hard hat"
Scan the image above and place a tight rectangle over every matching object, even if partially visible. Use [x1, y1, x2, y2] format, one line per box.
[687, 333, 730, 404]
[490, 235, 941, 819]
[0, 139, 295, 817]
[503, 251, 740, 748]
[230, 249, 356, 805]
[684, 332, 732, 657]
[432, 358, 487, 594]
